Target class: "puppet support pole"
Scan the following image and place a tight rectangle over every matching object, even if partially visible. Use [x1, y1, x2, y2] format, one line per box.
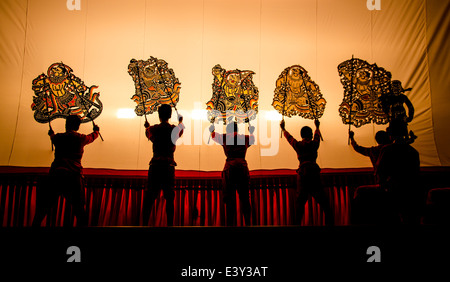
[154, 59, 179, 117]
[300, 72, 323, 141]
[280, 69, 288, 138]
[348, 55, 354, 145]
[134, 64, 148, 123]
[42, 74, 54, 151]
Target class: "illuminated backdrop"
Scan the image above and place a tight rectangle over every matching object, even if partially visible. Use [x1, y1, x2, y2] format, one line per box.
[0, 0, 448, 171]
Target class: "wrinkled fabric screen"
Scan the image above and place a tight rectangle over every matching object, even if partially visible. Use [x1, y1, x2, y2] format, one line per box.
[0, 0, 448, 171]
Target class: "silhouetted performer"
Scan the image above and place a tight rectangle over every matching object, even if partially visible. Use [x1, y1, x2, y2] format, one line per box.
[377, 122, 422, 224]
[280, 119, 334, 226]
[32, 115, 99, 227]
[349, 130, 392, 224]
[210, 122, 254, 226]
[349, 130, 390, 182]
[142, 105, 184, 226]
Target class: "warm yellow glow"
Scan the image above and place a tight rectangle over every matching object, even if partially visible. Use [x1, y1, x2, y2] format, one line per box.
[1, 0, 443, 170]
[116, 108, 136, 119]
[191, 109, 208, 120]
[264, 110, 282, 121]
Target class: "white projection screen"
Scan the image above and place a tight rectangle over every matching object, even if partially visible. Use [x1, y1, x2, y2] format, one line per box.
[0, 0, 449, 172]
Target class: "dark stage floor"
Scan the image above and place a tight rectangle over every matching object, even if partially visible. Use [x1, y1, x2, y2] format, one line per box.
[1, 225, 448, 274]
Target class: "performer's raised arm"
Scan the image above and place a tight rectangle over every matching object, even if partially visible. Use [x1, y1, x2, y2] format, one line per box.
[349, 131, 371, 157]
[144, 120, 153, 141]
[82, 124, 100, 146]
[280, 120, 297, 147]
[209, 124, 224, 145]
[247, 125, 256, 146]
[171, 114, 185, 142]
[313, 119, 321, 143]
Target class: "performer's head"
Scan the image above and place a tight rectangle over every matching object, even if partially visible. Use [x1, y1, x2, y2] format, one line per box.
[387, 120, 408, 141]
[375, 130, 390, 145]
[300, 126, 313, 140]
[226, 121, 238, 134]
[66, 115, 81, 131]
[158, 104, 172, 122]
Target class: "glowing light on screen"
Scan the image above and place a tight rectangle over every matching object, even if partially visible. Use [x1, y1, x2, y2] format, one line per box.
[116, 108, 136, 119]
[191, 109, 208, 120]
[264, 110, 282, 121]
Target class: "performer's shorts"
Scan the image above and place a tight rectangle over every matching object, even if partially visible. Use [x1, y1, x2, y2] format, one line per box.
[41, 168, 85, 206]
[296, 162, 322, 194]
[147, 164, 175, 201]
[222, 165, 250, 203]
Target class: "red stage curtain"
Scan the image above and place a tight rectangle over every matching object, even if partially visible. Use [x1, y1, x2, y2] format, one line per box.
[0, 167, 382, 227]
[2, 167, 449, 227]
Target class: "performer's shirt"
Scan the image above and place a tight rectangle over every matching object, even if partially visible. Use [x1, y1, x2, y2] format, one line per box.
[376, 141, 420, 189]
[351, 140, 385, 171]
[283, 129, 320, 170]
[211, 132, 255, 169]
[50, 130, 99, 174]
[146, 122, 184, 166]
